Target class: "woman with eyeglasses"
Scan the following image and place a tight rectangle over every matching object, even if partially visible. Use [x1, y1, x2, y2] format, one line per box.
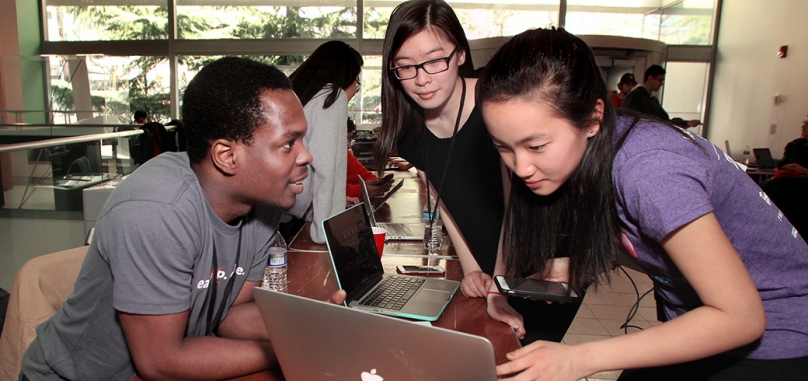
[283, 40, 364, 244]
[373, 0, 582, 344]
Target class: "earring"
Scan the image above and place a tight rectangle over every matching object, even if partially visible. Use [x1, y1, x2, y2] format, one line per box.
[589, 129, 593, 133]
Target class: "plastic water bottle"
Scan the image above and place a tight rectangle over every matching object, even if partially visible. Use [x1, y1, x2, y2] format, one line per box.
[742, 145, 751, 165]
[261, 233, 288, 292]
[422, 196, 443, 253]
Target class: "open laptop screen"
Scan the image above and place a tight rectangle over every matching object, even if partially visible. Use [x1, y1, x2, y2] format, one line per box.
[753, 148, 775, 169]
[322, 203, 384, 298]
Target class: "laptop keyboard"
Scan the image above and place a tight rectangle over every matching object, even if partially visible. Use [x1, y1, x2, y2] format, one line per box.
[360, 276, 425, 310]
[382, 223, 413, 237]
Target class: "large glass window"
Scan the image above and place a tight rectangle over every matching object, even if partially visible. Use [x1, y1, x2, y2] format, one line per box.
[34, 0, 716, 128]
[176, 2, 358, 39]
[45, 2, 168, 41]
[48, 55, 171, 124]
[660, 62, 710, 135]
[565, 0, 714, 45]
[364, 1, 558, 39]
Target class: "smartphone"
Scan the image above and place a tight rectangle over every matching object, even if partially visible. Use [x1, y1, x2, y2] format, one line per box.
[396, 265, 446, 276]
[494, 276, 578, 302]
[381, 173, 395, 183]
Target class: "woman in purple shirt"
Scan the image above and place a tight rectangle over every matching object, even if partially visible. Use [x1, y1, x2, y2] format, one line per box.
[477, 28, 808, 380]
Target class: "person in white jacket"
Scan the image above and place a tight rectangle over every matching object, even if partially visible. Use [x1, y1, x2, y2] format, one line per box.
[282, 40, 364, 243]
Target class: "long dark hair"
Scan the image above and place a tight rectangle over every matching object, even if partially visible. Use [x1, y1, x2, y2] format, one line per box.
[373, 0, 475, 174]
[477, 28, 623, 292]
[290, 40, 363, 109]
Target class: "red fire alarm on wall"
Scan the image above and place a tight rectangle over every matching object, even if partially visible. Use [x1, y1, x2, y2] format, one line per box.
[778, 45, 788, 58]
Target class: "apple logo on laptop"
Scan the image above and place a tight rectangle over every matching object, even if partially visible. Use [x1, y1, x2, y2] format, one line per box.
[361, 368, 383, 381]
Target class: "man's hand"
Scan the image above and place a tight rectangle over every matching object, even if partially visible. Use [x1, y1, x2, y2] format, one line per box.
[687, 119, 702, 128]
[783, 163, 808, 174]
[329, 289, 347, 305]
[346, 196, 360, 207]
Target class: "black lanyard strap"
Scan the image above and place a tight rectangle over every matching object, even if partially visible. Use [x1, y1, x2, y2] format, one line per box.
[205, 225, 242, 335]
[424, 77, 466, 226]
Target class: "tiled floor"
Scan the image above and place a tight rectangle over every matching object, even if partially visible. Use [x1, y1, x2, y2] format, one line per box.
[563, 266, 657, 381]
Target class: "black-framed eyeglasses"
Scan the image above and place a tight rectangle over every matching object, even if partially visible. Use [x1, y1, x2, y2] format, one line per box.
[390, 46, 458, 80]
[355, 77, 361, 91]
[655, 76, 666, 83]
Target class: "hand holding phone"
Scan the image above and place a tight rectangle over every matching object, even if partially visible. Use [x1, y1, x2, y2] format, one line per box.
[494, 276, 578, 302]
[381, 173, 394, 184]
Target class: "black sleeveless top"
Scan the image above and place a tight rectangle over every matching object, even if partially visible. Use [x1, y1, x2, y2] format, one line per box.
[397, 104, 505, 274]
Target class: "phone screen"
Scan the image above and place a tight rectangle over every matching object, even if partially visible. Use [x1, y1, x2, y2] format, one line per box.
[512, 278, 568, 294]
[401, 265, 434, 272]
[496, 276, 576, 301]
[398, 265, 444, 275]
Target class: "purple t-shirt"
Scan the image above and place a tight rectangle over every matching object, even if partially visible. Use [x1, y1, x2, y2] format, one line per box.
[612, 116, 808, 360]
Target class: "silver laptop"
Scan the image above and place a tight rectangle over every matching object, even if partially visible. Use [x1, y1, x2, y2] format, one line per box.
[358, 176, 422, 240]
[253, 288, 497, 381]
[322, 203, 459, 321]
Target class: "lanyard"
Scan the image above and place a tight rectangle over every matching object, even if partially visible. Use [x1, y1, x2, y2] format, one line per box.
[424, 77, 466, 227]
[205, 225, 242, 335]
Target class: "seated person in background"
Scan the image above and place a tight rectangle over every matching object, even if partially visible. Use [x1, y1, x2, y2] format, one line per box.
[775, 114, 808, 177]
[623, 64, 701, 129]
[347, 118, 392, 199]
[165, 118, 188, 152]
[133, 110, 148, 124]
[21, 57, 314, 381]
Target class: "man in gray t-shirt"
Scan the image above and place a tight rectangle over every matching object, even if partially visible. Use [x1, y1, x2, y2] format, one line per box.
[22, 57, 314, 381]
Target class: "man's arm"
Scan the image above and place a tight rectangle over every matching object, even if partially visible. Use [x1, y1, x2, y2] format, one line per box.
[215, 280, 271, 340]
[120, 310, 276, 381]
[121, 280, 275, 380]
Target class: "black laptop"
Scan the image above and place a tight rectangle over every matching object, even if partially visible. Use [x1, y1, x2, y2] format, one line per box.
[321, 203, 459, 321]
[753, 148, 776, 169]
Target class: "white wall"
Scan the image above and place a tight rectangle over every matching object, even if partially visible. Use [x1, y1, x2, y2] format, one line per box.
[709, 0, 808, 160]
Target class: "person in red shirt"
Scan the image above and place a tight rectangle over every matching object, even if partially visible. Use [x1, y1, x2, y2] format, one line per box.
[346, 118, 392, 199]
[610, 72, 637, 109]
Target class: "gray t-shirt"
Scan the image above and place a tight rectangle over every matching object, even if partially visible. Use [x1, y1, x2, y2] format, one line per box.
[22, 152, 279, 380]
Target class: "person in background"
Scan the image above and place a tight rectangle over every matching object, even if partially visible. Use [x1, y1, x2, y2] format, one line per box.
[610, 73, 636, 109]
[21, 57, 314, 381]
[165, 119, 188, 152]
[479, 27, 808, 381]
[622, 64, 701, 129]
[133, 110, 148, 124]
[281, 40, 364, 244]
[774, 114, 808, 177]
[373, 0, 582, 344]
[346, 118, 392, 199]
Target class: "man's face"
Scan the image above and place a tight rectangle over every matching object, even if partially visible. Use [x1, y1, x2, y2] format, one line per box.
[647, 75, 665, 92]
[237, 89, 312, 210]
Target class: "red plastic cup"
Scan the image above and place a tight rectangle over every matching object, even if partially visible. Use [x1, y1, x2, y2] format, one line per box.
[372, 227, 387, 257]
